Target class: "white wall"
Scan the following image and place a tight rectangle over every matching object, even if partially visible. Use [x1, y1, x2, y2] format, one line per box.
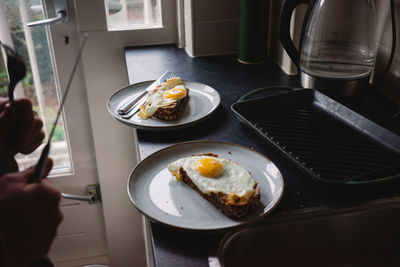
[182, 0, 302, 73]
[184, 0, 240, 57]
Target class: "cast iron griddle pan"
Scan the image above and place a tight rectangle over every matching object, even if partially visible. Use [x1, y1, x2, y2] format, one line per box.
[231, 89, 400, 184]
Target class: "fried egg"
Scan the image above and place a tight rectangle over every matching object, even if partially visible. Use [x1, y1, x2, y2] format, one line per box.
[164, 85, 187, 100]
[139, 77, 187, 119]
[167, 155, 257, 200]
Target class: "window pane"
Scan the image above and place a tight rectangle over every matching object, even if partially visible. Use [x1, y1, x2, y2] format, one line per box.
[107, 0, 161, 29]
[1, 0, 72, 174]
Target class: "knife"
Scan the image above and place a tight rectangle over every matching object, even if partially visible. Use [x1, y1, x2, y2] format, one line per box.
[121, 95, 147, 119]
[117, 71, 173, 115]
[29, 34, 88, 183]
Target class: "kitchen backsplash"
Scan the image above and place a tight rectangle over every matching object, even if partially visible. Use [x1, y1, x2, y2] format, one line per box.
[184, 0, 400, 104]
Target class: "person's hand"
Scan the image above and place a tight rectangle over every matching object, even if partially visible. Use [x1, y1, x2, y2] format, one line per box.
[0, 98, 18, 175]
[0, 158, 63, 267]
[0, 98, 45, 156]
[0, 98, 16, 155]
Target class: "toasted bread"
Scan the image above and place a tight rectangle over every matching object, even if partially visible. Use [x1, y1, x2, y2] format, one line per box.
[153, 88, 189, 121]
[168, 153, 260, 219]
[138, 77, 189, 120]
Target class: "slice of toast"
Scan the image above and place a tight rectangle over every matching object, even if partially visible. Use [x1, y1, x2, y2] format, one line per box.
[138, 78, 189, 120]
[178, 167, 260, 219]
[168, 154, 260, 219]
[153, 88, 189, 121]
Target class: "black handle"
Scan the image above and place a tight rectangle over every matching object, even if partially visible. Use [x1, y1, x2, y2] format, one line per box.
[29, 142, 50, 183]
[279, 0, 310, 68]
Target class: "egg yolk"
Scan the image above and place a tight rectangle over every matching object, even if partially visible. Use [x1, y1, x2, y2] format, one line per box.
[194, 158, 224, 178]
[164, 88, 186, 100]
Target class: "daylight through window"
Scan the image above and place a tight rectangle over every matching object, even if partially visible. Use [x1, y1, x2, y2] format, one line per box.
[0, 0, 72, 174]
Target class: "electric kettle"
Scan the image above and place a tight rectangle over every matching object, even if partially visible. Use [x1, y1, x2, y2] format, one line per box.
[280, 0, 377, 96]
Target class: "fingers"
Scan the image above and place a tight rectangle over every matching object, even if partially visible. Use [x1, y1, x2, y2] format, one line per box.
[14, 98, 35, 131]
[6, 158, 58, 203]
[18, 131, 45, 154]
[0, 102, 16, 139]
[0, 171, 28, 194]
[41, 157, 54, 178]
[18, 120, 45, 154]
[25, 107, 44, 143]
[9, 98, 46, 154]
[14, 98, 35, 142]
[22, 157, 53, 184]
[27, 179, 61, 204]
[24, 174, 63, 226]
[40, 178, 62, 204]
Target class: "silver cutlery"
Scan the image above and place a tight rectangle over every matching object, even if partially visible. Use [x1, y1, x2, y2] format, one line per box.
[29, 34, 88, 183]
[0, 42, 26, 103]
[117, 71, 175, 116]
[121, 95, 147, 119]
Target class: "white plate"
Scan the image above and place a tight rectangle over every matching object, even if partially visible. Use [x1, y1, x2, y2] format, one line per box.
[127, 141, 284, 231]
[108, 80, 220, 130]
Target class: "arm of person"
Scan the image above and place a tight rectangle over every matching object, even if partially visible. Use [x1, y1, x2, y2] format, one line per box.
[0, 158, 63, 267]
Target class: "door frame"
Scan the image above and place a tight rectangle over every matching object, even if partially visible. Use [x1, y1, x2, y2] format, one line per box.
[50, 0, 178, 265]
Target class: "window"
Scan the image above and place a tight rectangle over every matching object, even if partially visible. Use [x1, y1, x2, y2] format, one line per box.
[107, 0, 161, 29]
[0, 0, 72, 174]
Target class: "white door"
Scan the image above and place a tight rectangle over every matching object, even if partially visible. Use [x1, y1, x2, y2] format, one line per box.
[1, 0, 178, 266]
[1, 0, 109, 265]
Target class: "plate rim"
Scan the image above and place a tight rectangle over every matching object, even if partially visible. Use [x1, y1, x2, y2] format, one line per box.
[126, 140, 285, 232]
[107, 80, 221, 131]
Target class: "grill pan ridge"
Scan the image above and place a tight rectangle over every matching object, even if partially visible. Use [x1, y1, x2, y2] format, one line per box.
[231, 89, 400, 184]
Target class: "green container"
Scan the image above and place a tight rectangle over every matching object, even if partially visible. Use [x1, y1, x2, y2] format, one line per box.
[238, 0, 270, 64]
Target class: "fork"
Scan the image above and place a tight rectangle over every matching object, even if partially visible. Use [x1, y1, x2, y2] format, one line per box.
[0, 42, 26, 103]
[117, 71, 176, 116]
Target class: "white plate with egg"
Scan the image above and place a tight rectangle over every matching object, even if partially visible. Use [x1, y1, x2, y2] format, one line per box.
[108, 80, 220, 130]
[127, 141, 284, 231]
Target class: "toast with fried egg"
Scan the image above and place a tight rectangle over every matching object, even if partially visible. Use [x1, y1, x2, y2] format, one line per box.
[138, 77, 189, 120]
[168, 153, 260, 219]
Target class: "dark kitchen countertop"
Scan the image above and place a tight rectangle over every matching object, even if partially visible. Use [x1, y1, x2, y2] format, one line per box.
[124, 45, 400, 267]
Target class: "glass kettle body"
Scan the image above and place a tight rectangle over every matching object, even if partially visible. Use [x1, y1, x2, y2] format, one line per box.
[280, 0, 377, 96]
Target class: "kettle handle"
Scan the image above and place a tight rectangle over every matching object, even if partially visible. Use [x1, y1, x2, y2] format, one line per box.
[279, 0, 311, 68]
